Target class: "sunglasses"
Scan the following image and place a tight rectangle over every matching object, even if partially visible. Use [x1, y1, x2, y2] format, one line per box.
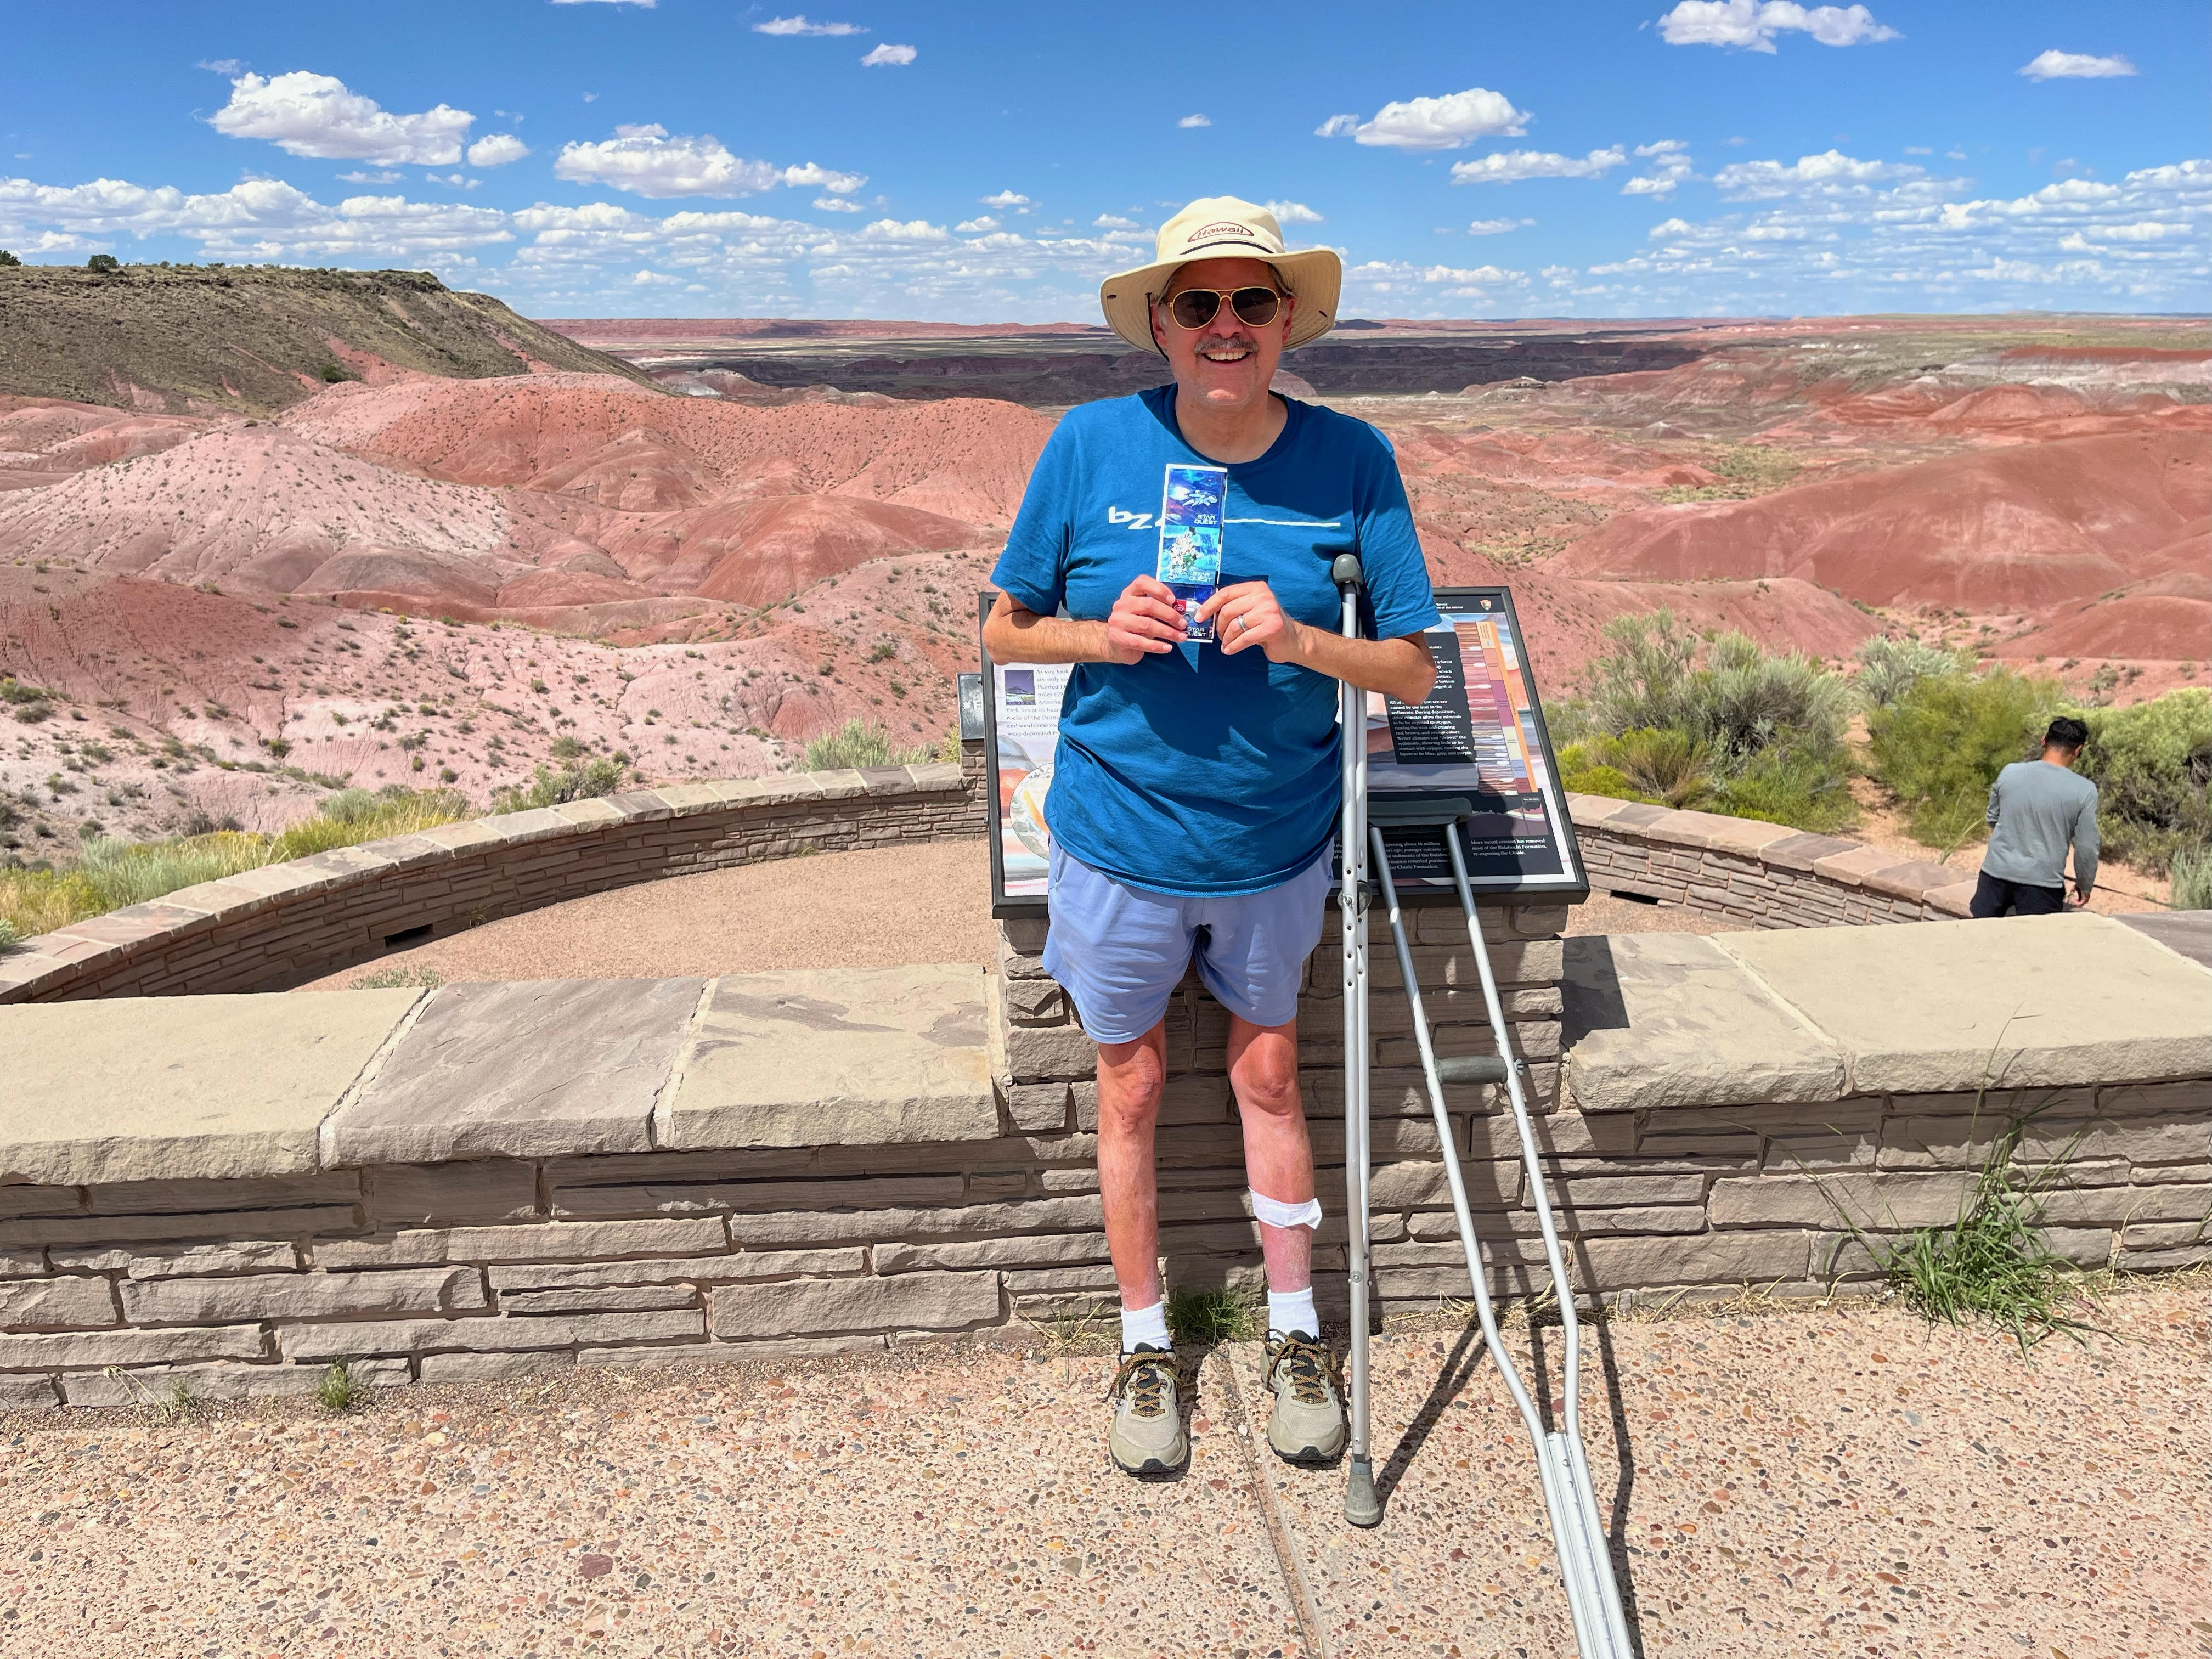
[1157, 285, 1284, 330]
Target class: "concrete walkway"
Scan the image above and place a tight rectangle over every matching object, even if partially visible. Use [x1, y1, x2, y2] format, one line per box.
[2, 1285, 2202, 1658]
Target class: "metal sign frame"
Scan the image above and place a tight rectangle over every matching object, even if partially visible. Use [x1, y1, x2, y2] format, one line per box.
[977, 586, 1588, 917]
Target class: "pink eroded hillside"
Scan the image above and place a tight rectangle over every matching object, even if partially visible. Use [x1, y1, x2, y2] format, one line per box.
[0, 376, 1052, 633]
[282, 374, 1051, 525]
[0, 397, 205, 492]
[1553, 430, 2211, 612]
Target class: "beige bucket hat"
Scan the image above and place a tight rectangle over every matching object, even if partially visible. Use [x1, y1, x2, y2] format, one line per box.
[1099, 195, 1343, 355]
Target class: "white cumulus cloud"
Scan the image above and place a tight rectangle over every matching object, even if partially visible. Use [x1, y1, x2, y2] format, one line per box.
[815, 195, 862, 212]
[554, 126, 783, 197]
[466, 134, 531, 168]
[1264, 200, 1323, 224]
[1322, 88, 1530, 150]
[1178, 114, 1212, 128]
[981, 189, 1030, 208]
[210, 71, 475, 165]
[957, 215, 1000, 232]
[1656, 1, 1897, 51]
[778, 161, 866, 193]
[2020, 50, 2137, 81]
[1466, 217, 1533, 234]
[861, 43, 917, 66]
[1092, 213, 1138, 229]
[1622, 139, 1695, 197]
[1449, 147, 1627, 185]
[1712, 148, 1922, 198]
[754, 14, 864, 34]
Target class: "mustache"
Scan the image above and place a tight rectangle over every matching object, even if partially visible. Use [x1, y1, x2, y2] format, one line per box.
[1196, 334, 1258, 353]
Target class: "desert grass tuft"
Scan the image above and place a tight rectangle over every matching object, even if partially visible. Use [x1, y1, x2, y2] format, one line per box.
[0, 786, 471, 941]
[314, 1359, 364, 1413]
[350, 966, 445, 990]
[1863, 1115, 2101, 1353]
[1023, 1299, 1119, 1359]
[1165, 1284, 1263, 1348]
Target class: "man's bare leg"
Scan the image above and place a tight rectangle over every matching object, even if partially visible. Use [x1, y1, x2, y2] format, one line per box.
[1096, 1022, 1169, 1321]
[1227, 1013, 1314, 1295]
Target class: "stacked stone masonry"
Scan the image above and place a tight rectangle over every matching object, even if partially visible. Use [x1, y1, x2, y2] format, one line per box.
[2, 909, 2203, 1408]
[1567, 792, 1986, 927]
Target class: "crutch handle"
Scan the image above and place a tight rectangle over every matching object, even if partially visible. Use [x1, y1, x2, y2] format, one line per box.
[1437, 1054, 1513, 1086]
[1331, 553, 1364, 591]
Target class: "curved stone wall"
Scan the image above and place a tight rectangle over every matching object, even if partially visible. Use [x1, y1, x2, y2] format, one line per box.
[0, 763, 983, 1005]
[1566, 792, 1982, 928]
[0, 758, 2015, 1008]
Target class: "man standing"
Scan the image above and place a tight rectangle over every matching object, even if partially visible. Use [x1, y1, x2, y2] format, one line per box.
[1972, 715, 2100, 917]
[981, 198, 1440, 1477]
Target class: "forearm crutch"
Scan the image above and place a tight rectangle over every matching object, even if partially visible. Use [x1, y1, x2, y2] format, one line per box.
[1334, 561, 1633, 1656]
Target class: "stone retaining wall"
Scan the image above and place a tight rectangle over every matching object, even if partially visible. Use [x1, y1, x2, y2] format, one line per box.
[0, 910, 2205, 1408]
[0, 764, 982, 1004]
[0, 1063, 2200, 1413]
[1567, 792, 1983, 927]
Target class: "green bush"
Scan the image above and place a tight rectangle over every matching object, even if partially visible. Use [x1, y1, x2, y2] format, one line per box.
[1602, 727, 1712, 809]
[0, 250, 20, 268]
[1556, 743, 1650, 803]
[800, 719, 944, 771]
[1712, 742, 1859, 833]
[1578, 611, 1850, 765]
[1866, 668, 2060, 847]
[85, 253, 121, 273]
[490, 758, 628, 812]
[0, 787, 472, 941]
[1854, 635, 1966, 708]
[2170, 847, 2212, 911]
[1567, 612, 1855, 831]
[2076, 689, 2212, 877]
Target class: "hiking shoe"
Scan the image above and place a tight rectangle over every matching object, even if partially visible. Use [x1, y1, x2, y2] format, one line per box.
[1107, 1346, 1188, 1478]
[1263, 1330, 1346, 1465]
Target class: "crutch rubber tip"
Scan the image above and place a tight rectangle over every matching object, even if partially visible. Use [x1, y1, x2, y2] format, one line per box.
[1343, 1455, 1383, 1528]
[1436, 1054, 1510, 1086]
[1331, 554, 1364, 591]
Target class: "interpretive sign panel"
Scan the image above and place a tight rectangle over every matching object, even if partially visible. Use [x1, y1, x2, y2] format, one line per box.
[1359, 588, 1587, 899]
[978, 586, 1583, 916]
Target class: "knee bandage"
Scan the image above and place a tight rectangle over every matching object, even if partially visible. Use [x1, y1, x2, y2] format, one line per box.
[1250, 1189, 1323, 1231]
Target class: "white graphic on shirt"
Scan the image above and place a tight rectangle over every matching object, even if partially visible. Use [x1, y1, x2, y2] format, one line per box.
[1106, 506, 1155, 531]
[1226, 517, 1344, 528]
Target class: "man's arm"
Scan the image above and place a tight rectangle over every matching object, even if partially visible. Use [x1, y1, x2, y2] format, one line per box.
[985, 580, 1437, 703]
[1198, 580, 1436, 703]
[2070, 787, 2100, 904]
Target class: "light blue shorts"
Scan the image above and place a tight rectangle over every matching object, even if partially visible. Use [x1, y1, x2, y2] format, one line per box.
[1043, 844, 1332, 1044]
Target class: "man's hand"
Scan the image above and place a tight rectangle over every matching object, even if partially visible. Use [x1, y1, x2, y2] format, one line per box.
[2069, 889, 2092, 909]
[1104, 574, 1187, 663]
[1199, 581, 1304, 664]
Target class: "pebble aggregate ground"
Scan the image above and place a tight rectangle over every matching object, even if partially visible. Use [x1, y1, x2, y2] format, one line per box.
[291, 842, 1736, 994]
[1, 1284, 2202, 1657]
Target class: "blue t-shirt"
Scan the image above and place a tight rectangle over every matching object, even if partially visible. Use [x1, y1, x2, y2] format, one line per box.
[990, 386, 1440, 896]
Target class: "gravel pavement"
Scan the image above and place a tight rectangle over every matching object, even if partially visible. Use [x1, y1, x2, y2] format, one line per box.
[3, 1284, 2202, 1657]
[289, 839, 1736, 992]
[295, 840, 1003, 990]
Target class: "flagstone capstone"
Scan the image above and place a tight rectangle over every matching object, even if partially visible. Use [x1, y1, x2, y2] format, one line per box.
[325, 977, 708, 1165]
[656, 964, 996, 1149]
[0, 989, 422, 1186]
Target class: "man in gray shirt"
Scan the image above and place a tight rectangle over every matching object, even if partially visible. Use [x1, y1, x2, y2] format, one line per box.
[1972, 716, 2100, 917]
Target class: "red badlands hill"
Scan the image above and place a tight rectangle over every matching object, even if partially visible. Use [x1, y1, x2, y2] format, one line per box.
[1555, 430, 2211, 612]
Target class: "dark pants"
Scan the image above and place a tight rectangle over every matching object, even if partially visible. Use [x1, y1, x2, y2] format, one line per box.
[1971, 871, 2067, 918]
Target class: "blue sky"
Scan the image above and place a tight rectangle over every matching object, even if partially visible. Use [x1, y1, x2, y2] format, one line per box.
[2, 0, 2204, 321]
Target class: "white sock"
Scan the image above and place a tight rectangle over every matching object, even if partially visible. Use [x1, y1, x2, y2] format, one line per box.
[1120, 1300, 1171, 1353]
[1268, 1286, 1320, 1340]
